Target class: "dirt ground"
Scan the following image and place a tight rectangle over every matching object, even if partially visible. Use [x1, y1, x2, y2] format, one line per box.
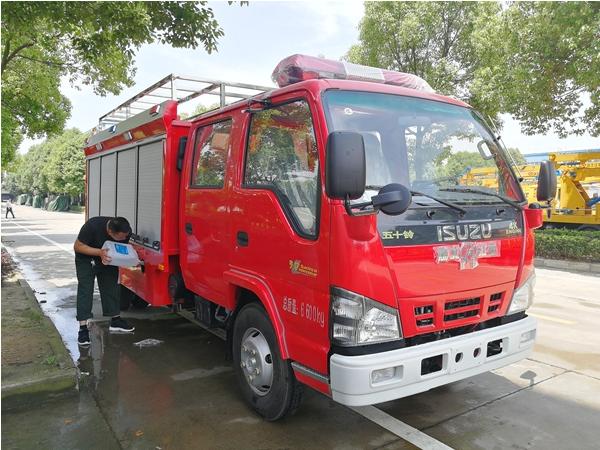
[1, 247, 60, 382]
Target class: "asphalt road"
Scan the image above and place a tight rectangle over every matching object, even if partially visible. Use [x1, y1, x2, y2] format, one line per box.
[2, 205, 599, 450]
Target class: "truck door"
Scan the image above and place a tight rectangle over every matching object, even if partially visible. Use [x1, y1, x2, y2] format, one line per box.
[229, 98, 331, 370]
[181, 119, 232, 304]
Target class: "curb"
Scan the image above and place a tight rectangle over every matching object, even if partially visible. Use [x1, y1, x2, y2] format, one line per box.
[535, 258, 600, 274]
[1, 274, 79, 410]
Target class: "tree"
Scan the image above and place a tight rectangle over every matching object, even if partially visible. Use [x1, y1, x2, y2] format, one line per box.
[1, 107, 26, 172]
[344, 2, 503, 122]
[1, 1, 242, 170]
[179, 102, 222, 120]
[1, 155, 24, 196]
[489, 2, 600, 138]
[345, 1, 600, 139]
[506, 148, 526, 166]
[45, 129, 87, 196]
[433, 147, 526, 181]
[17, 141, 53, 196]
[2, 128, 89, 197]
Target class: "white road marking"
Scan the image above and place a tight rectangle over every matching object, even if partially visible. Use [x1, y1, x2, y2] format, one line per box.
[529, 313, 577, 325]
[8, 221, 75, 255]
[8, 221, 99, 295]
[350, 405, 455, 450]
[537, 273, 600, 284]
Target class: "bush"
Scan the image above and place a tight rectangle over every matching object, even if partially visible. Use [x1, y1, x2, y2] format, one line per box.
[535, 228, 600, 262]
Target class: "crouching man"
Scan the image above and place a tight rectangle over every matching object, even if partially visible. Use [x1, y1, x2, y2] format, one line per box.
[74, 216, 135, 345]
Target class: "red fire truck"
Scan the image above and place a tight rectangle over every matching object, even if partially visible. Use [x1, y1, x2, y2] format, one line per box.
[83, 55, 556, 421]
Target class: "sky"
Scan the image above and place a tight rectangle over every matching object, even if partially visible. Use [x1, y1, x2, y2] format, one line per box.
[19, 1, 599, 155]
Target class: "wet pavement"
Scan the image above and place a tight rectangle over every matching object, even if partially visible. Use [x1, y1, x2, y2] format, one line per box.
[2, 205, 600, 449]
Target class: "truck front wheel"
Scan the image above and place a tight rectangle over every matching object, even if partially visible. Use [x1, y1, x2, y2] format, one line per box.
[232, 303, 305, 421]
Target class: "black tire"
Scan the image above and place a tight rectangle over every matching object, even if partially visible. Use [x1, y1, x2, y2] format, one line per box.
[119, 284, 134, 311]
[232, 303, 306, 421]
[577, 225, 600, 232]
[131, 295, 149, 308]
[168, 273, 186, 300]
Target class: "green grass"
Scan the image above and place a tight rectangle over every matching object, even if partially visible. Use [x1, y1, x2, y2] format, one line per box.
[43, 355, 59, 366]
[25, 310, 42, 322]
[20, 308, 43, 328]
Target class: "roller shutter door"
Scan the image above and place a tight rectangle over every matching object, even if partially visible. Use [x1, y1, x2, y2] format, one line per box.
[100, 153, 117, 216]
[87, 158, 101, 218]
[136, 141, 163, 246]
[116, 149, 137, 232]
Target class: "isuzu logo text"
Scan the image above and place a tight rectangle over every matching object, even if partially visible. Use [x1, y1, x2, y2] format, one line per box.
[436, 223, 493, 242]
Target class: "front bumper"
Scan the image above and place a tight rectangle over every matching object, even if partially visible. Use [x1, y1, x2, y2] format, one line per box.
[330, 315, 536, 406]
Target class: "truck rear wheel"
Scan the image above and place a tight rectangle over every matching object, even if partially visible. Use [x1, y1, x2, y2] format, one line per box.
[119, 284, 134, 311]
[232, 303, 305, 421]
[131, 296, 149, 308]
[119, 284, 148, 309]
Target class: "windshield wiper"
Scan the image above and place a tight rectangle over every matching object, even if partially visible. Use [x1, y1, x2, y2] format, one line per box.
[411, 190, 468, 216]
[438, 187, 524, 211]
[365, 185, 468, 216]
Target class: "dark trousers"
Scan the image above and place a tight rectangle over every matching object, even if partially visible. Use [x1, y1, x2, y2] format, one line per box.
[5, 207, 14, 218]
[76, 258, 120, 321]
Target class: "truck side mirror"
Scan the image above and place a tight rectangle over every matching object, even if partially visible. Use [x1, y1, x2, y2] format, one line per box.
[536, 159, 557, 202]
[325, 131, 366, 200]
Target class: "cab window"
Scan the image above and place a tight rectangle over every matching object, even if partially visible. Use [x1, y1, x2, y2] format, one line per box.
[244, 100, 319, 237]
[191, 119, 232, 188]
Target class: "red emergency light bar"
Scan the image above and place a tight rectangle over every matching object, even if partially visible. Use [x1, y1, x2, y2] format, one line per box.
[272, 54, 434, 92]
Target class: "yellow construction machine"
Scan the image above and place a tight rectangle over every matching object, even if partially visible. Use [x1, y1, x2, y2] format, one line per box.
[460, 150, 600, 231]
[544, 151, 600, 231]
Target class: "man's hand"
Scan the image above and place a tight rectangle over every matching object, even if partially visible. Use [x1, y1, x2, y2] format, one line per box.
[101, 248, 112, 265]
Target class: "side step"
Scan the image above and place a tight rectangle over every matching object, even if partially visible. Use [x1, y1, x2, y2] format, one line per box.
[177, 309, 227, 341]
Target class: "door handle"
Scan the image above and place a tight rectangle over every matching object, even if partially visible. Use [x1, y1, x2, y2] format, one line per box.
[185, 222, 193, 235]
[237, 231, 249, 247]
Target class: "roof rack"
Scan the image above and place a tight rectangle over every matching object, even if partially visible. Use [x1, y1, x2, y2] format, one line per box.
[97, 74, 273, 127]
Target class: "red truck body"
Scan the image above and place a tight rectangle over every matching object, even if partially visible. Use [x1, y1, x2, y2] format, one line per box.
[83, 55, 552, 420]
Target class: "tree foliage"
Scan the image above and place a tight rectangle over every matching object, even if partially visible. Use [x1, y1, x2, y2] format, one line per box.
[1, 128, 87, 197]
[45, 129, 87, 196]
[17, 141, 52, 196]
[346, 1, 600, 138]
[1, 1, 239, 170]
[490, 1, 600, 138]
[345, 2, 502, 121]
[506, 148, 527, 166]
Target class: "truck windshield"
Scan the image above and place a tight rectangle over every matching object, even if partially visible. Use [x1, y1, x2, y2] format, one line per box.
[323, 90, 525, 208]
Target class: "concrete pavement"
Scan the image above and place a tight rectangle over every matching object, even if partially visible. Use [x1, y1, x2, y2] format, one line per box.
[2, 241, 598, 410]
[1, 204, 599, 449]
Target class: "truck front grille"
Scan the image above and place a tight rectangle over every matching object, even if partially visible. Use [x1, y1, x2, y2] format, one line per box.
[488, 292, 503, 313]
[414, 305, 434, 327]
[444, 297, 481, 323]
[413, 292, 505, 329]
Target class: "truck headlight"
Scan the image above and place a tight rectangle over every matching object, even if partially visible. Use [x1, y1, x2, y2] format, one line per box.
[508, 272, 536, 315]
[330, 286, 402, 347]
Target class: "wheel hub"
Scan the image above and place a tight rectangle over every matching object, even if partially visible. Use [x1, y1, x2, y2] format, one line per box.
[240, 327, 273, 396]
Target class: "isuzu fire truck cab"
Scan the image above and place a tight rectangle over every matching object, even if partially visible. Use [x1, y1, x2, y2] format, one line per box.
[83, 55, 557, 421]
